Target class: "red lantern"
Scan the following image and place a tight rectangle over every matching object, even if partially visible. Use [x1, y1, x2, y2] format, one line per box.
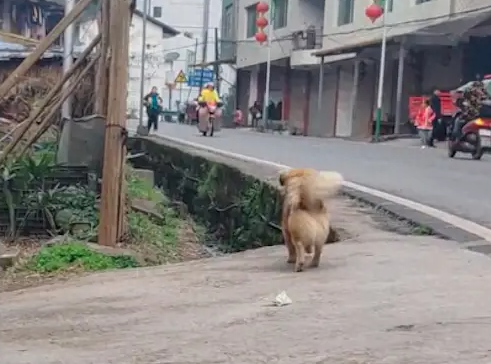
[255, 1, 269, 44]
[255, 31, 267, 43]
[256, 1, 269, 13]
[256, 16, 268, 28]
[365, 3, 383, 23]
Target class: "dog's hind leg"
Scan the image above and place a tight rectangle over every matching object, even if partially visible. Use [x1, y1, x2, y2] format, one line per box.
[294, 242, 306, 272]
[310, 242, 323, 268]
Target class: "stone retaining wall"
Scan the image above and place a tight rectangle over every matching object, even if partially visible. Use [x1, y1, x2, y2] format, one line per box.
[127, 137, 337, 253]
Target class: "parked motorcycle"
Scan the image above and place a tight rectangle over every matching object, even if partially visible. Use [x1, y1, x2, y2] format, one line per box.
[448, 113, 491, 160]
[197, 100, 222, 136]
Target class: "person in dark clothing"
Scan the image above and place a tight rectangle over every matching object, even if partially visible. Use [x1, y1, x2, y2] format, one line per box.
[143, 86, 163, 132]
[267, 101, 276, 122]
[427, 89, 442, 147]
[249, 101, 262, 127]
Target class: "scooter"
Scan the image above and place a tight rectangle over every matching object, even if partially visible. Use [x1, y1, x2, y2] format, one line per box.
[448, 113, 491, 160]
[197, 100, 222, 136]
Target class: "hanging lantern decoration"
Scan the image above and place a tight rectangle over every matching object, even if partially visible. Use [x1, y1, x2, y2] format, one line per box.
[256, 1, 269, 13]
[255, 31, 267, 43]
[365, 2, 383, 23]
[255, 1, 269, 45]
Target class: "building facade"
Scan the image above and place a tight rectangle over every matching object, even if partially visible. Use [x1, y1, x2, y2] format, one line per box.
[79, 10, 179, 116]
[232, 0, 491, 138]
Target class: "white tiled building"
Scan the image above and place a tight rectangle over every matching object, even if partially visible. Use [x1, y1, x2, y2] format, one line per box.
[229, 0, 491, 138]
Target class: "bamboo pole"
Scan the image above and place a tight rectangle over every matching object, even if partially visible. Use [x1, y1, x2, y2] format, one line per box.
[98, 0, 131, 246]
[0, 0, 94, 100]
[18, 54, 101, 157]
[0, 35, 101, 165]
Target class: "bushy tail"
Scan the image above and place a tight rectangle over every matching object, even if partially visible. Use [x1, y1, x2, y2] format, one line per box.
[313, 171, 344, 198]
[282, 169, 343, 211]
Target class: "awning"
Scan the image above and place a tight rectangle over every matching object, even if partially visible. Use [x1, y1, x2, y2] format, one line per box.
[312, 10, 491, 58]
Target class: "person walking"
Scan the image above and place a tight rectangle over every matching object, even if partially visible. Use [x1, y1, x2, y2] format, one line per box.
[249, 101, 261, 127]
[427, 89, 442, 147]
[143, 86, 163, 133]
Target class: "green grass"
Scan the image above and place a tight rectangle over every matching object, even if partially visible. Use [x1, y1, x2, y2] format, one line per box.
[26, 242, 138, 273]
[126, 164, 183, 263]
[127, 166, 167, 202]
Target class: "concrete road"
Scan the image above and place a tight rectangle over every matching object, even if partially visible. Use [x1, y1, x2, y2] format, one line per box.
[128, 121, 491, 228]
[3, 232, 491, 364]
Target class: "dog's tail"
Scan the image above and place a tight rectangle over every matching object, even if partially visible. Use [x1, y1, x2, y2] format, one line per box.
[283, 170, 344, 210]
[314, 171, 344, 198]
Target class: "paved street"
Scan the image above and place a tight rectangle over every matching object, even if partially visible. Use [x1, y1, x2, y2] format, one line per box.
[128, 121, 491, 228]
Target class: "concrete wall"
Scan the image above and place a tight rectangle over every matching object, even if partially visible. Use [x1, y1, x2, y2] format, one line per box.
[321, 0, 452, 54]
[236, 0, 324, 68]
[308, 69, 337, 137]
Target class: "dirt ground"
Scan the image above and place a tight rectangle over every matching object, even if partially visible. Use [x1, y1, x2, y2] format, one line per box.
[2, 196, 491, 364]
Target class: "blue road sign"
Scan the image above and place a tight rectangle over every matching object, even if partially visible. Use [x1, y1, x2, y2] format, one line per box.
[187, 68, 214, 87]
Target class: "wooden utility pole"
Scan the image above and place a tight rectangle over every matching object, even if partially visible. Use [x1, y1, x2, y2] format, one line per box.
[95, 0, 110, 115]
[98, 0, 132, 246]
[0, 0, 94, 100]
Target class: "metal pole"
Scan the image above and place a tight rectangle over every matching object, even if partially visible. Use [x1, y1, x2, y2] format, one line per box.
[168, 61, 174, 110]
[62, 0, 75, 119]
[350, 60, 360, 135]
[138, 0, 149, 127]
[374, 2, 387, 141]
[200, 0, 211, 92]
[394, 42, 405, 135]
[214, 27, 220, 94]
[261, 7, 273, 130]
[317, 56, 324, 110]
[58, 0, 75, 164]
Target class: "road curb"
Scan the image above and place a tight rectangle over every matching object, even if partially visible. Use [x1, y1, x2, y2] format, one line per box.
[140, 134, 490, 245]
[340, 187, 482, 243]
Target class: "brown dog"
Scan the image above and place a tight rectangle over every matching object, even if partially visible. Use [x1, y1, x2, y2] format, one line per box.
[279, 168, 343, 272]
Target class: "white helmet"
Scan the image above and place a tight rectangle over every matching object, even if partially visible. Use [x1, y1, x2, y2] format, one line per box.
[205, 82, 214, 89]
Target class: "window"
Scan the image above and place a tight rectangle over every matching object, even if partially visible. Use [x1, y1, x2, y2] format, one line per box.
[245, 4, 256, 38]
[153, 6, 162, 18]
[223, 4, 233, 40]
[386, 0, 393, 12]
[272, 0, 288, 29]
[337, 0, 354, 26]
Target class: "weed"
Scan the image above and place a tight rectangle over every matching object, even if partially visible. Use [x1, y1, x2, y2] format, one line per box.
[26, 242, 138, 273]
[126, 165, 166, 202]
[126, 164, 184, 263]
[128, 211, 179, 262]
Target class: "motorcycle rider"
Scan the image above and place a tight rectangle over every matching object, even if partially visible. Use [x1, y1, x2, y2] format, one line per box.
[453, 80, 490, 139]
[196, 82, 221, 123]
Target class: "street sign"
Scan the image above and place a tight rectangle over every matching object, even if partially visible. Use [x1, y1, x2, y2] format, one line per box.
[187, 68, 214, 87]
[174, 70, 187, 83]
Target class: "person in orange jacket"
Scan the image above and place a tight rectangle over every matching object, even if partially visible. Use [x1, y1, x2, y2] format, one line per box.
[414, 99, 436, 148]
